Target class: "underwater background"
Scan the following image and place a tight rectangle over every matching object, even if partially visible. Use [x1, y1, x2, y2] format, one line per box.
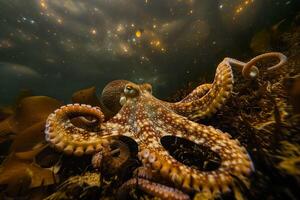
[0, 0, 299, 104]
[0, 1, 300, 200]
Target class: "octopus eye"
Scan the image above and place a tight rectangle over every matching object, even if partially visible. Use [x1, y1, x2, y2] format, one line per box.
[126, 85, 133, 90]
[124, 84, 139, 97]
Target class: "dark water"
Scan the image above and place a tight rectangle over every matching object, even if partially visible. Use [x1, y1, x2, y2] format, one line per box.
[0, 0, 299, 105]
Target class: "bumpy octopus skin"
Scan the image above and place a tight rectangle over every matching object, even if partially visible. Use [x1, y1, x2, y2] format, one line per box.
[118, 177, 190, 200]
[116, 166, 190, 200]
[45, 52, 286, 196]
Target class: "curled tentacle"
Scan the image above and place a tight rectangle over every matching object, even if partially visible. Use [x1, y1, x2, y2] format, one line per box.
[138, 128, 253, 195]
[137, 101, 253, 195]
[163, 52, 287, 120]
[103, 139, 131, 174]
[45, 104, 111, 156]
[168, 60, 233, 119]
[224, 52, 287, 79]
[117, 177, 190, 200]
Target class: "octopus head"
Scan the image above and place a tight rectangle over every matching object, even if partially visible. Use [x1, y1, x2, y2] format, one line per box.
[101, 80, 153, 114]
[101, 80, 131, 115]
[120, 82, 153, 105]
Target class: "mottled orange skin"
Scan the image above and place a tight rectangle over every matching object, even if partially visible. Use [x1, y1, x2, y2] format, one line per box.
[45, 52, 286, 198]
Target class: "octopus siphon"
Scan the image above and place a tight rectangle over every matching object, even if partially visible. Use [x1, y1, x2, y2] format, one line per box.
[44, 52, 287, 199]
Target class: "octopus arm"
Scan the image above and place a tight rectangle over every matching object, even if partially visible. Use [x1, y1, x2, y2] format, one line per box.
[178, 83, 212, 103]
[169, 61, 233, 120]
[117, 177, 190, 200]
[45, 104, 112, 156]
[138, 110, 253, 195]
[166, 52, 287, 120]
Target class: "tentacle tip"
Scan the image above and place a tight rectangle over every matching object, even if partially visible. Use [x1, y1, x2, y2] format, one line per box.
[267, 52, 288, 71]
[249, 69, 259, 78]
[243, 66, 259, 79]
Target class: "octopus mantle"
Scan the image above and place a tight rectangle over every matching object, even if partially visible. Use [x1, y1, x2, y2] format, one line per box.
[44, 52, 286, 196]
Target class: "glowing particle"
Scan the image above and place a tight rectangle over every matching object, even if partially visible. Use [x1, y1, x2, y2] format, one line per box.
[116, 24, 124, 32]
[40, 0, 47, 9]
[57, 19, 63, 24]
[119, 43, 130, 54]
[91, 29, 97, 35]
[219, 4, 223, 9]
[123, 46, 128, 53]
[153, 24, 157, 29]
[234, 0, 255, 16]
[150, 40, 160, 47]
[135, 30, 142, 38]
[236, 7, 243, 13]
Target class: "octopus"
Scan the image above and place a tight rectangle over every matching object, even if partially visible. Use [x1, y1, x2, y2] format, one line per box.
[45, 52, 287, 199]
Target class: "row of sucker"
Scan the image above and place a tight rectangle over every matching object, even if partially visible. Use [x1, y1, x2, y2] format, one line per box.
[45, 103, 111, 156]
[117, 177, 190, 200]
[170, 60, 234, 120]
[179, 83, 212, 103]
[137, 97, 253, 196]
